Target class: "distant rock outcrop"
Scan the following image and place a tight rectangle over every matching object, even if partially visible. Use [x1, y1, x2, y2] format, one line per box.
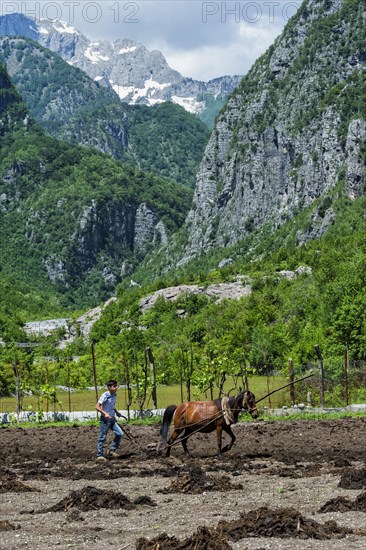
[23, 283, 252, 342]
[24, 297, 117, 345]
[139, 282, 252, 312]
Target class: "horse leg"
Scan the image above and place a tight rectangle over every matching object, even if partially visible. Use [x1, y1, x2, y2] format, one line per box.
[181, 428, 191, 456]
[165, 429, 181, 457]
[221, 425, 236, 453]
[216, 425, 223, 454]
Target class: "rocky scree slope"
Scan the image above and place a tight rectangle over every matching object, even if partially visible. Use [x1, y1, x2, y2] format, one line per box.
[179, 0, 366, 264]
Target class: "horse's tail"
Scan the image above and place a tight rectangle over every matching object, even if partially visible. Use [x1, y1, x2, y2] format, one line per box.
[160, 404, 177, 449]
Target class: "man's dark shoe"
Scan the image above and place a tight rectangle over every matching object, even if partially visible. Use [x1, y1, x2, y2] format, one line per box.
[107, 451, 119, 458]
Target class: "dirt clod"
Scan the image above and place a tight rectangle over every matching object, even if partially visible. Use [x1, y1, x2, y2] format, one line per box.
[338, 468, 366, 489]
[319, 491, 366, 513]
[43, 485, 155, 512]
[217, 506, 354, 540]
[0, 478, 38, 493]
[136, 526, 234, 549]
[158, 464, 242, 494]
[0, 520, 19, 531]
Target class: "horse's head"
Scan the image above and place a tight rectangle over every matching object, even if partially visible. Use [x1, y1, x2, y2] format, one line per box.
[241, 390, 259, 419]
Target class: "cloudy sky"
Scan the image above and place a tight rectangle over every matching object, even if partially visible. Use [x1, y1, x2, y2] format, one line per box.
[6, 1, 301, 80]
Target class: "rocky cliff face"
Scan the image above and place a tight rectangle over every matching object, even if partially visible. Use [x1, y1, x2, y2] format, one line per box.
[179, 0, 366, 263]
[30, 200, 169, 291]
[0, 13, 242, 116]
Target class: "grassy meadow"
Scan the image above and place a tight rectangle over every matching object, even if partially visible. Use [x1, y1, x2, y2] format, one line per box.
[0, 375, 293, 415]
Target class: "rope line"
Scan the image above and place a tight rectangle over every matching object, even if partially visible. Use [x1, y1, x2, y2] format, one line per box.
[166, 409, 225, 449]
[255, 373, 314, 404]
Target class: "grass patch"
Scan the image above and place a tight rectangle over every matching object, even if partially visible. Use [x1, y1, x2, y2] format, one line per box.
[261, 411, 366, 422]
[0, 375, 289, 414]
[2, 410, 365, 431]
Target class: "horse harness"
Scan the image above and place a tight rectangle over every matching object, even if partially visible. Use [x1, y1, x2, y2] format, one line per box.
[221, 397, 235, 425]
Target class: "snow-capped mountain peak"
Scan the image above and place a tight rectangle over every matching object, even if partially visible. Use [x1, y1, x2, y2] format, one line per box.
[0, 13, 242, 113]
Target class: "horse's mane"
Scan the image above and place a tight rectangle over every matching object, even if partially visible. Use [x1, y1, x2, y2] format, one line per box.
[230, 392, 244, 420]
[213, 391, 247, 414]
[215, 390, 254, 412]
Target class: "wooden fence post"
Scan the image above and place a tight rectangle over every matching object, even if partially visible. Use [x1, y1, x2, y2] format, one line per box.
[289, 358, 295, 406]
[13, 361, 21, 421]
[344, 346, 349, 406]
[146, 347, 157, 409]
[91, 341, 98, 407]
[124, 356, 132, 421]
[45, 353, 49, 414]
[314, 344, 325, 408]
[266, 364, 272, 408]
[67, 356, 71, 413]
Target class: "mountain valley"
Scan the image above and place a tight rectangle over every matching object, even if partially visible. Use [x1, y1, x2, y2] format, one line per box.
[1, 1, 366, 396]
[0, 35, 210, 187]
[0, 13, 242, 125]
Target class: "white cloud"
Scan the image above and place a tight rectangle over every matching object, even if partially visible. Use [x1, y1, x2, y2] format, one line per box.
[159, 20, 284, 80]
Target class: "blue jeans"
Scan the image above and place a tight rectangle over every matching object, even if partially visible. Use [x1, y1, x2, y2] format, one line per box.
[97, 417, 124, 456]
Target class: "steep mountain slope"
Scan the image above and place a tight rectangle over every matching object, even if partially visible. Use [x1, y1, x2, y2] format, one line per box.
[0, 37, 210, 187]
[0, 64, 192, 306]
[58, 101, 210, 188]
[177, 0, 366, 264]
[0, 36, 121, 126]
[116, 102, 210, 186]
[0, 13, 242, 122]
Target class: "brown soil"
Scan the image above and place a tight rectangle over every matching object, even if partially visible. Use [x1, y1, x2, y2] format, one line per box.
[157, 464, 243, 494]
[0, 417, 365, 549]
[216, 506, 356, 540]
[338, 468, 366, 489]
[319, 491, 366, 513]
[0, 478, 38, 493]
[0, 520, 20, 531]
[136, 526, 234, 549]
[43, 485, 156, 512]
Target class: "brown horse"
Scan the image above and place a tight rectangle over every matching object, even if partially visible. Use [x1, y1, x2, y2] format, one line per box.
[160, 390, 258, 456]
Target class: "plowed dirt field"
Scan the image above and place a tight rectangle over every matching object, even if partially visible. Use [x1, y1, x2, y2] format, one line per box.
[0, 417, 365, 549]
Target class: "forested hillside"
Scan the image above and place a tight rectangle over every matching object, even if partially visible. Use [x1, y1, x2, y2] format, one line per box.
[53, 190, 366, 407]
[2, 179, 366, 404]
[61, 0, 365, 403]
[1, 1, 366, 408]
[0, 36, 119, 126]
[0, 64, 192, 310]
[63, 101, 210, 187]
